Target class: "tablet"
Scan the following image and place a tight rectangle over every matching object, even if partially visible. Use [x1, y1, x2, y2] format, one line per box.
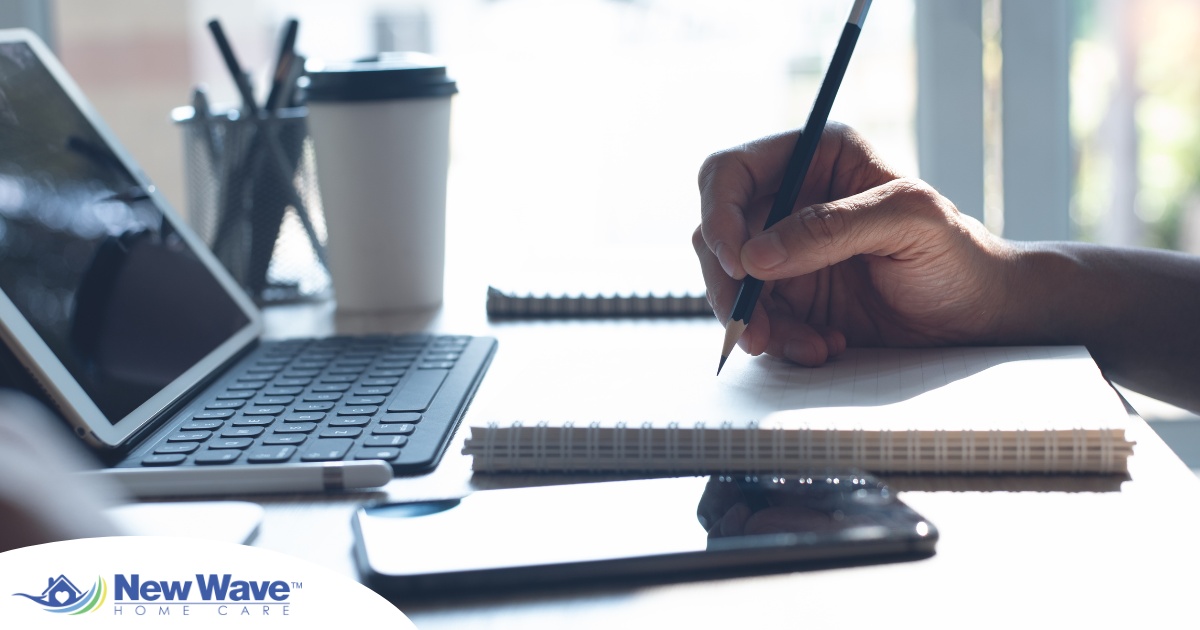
[353, 473, 938, 598]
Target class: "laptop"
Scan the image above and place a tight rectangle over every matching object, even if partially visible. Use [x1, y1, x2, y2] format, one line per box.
[0, 29, 496, 491]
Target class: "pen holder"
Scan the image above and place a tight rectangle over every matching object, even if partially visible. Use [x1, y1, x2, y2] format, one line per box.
[173, 106, 330, 305]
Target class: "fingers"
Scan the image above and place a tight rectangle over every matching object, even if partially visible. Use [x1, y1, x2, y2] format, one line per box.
[740, 178, 951, 281]
[697, 131, 802, 280]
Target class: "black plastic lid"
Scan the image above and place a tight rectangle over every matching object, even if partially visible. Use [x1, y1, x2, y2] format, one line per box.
[304, 52, 457, 102]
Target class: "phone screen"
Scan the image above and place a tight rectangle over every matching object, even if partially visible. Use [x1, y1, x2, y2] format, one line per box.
[353, 473, 937, 597]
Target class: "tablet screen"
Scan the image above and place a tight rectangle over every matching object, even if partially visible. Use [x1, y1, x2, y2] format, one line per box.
[0, 38, 253, 430]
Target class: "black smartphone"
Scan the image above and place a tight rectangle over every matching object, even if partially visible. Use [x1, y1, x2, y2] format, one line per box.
[352, 472, 937, 598]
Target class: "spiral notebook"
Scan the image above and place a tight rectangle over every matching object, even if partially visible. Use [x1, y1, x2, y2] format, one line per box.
[463, 345, 1135, 475]
[485, 248, 712, 319]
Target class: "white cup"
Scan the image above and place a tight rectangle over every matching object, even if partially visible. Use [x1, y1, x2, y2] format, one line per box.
[305, 53, 457, 312]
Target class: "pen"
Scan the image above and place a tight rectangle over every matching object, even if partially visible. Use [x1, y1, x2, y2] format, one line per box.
[717, 0, 872, 375]
[189, 85, 221, 169]
[263, 18, 300, 113]
[82, 461, 393, 497]
[207, 18, 259, 118]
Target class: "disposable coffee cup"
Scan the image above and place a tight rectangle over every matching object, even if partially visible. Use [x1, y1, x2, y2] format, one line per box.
[305, 53, 457, 312]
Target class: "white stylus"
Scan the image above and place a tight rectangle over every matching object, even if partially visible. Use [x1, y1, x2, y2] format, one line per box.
[81, 460, 393, 497]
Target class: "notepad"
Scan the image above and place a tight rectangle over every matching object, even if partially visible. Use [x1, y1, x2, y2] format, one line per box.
[485, 247, 711, 319]
[463, 345, 1135, 475]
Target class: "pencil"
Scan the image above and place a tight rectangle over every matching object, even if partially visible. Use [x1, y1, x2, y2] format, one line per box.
[264, 18, 300, 113]
[717, 0, 871, 375]
[207, 19, 259, 117]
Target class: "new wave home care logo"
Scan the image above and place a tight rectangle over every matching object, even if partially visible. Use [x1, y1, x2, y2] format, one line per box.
[13, 574, 107, 614]
[0, 537, 412, 627]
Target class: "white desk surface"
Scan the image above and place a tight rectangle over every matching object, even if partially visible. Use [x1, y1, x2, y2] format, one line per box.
[248, 272, 1200, 629]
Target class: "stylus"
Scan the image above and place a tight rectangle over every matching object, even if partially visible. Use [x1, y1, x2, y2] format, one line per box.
[81, 461, 393, 497]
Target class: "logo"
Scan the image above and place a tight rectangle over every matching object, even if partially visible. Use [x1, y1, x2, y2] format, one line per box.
[13, 574, 108, 614]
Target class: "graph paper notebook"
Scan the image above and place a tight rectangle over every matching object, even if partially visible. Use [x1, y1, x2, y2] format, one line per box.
[463, 345, 1135, 475]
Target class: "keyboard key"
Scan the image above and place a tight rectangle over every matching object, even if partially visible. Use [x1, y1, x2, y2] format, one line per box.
[344, 396, 386, 406]
[262, 434, 307, 445]
[303, 392, 343, 403]
[244, 368, 280, 377]
[221, 427, 264, 438]
[282, 368, 320, 378]
[354, 448, 401, 461]
[312, 383, 351, 393]
[320, 427, 363, 439]
[367, 369, 407, 378]
[142, 454, 186, 466]
[273, 377, 312, 387]
[424, 352, 460, 361]
[154, 443, 199, 454]
[365, 435, 409, 448]
[327, 363, 366, 371]
[167, 431, 212, 442]
[231, 416, 275, 427]
[229, 380, 267, 390]
[195, 450, 241, 465]
[244, 406, 286, 416]
[274, 423, 317, 434]
[419, 361, 456, 370]
[285, 412, 327, 423]
[361, 377, 400, 387]
[209, 438, 254, 449]
[216, 390, 256, 400]
[387, 369, 448, 412]
[328, 416, 370, 427]
[295, 402, 335, 412]
[373, 423, 415, 435]
[255, 396, 295, 406]
[337, 406, 379, 416]
[193, 409, 235, 420]
[263, 386, 304, 397]
[181, 420, 225, 431]
[247, 446, 297, 463]
[205, 399, 246, 410]
[318, 374, 358, 383]
[354, 386, 393, 397]
[300, 438, 353, 462]
[380, 412, 422, 424]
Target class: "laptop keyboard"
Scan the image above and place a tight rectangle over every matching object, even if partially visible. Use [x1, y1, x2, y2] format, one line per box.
[119, 333, 496, 474]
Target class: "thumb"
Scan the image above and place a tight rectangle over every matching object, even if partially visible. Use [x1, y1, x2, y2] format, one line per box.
[739, 178, 951, 280]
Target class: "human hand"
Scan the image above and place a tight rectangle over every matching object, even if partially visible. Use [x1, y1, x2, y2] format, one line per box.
[693, 123, 1017, 366]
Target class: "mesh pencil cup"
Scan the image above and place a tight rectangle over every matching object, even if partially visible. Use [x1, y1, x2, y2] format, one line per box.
[173, 105, 331, 304]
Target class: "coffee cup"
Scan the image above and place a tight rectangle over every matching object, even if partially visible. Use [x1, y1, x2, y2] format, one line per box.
[304, 52, 457, 312]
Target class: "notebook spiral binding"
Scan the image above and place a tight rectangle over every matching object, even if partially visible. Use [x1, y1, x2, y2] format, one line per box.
[468, 422, 1129, 476]
[485, 286, 713, 319]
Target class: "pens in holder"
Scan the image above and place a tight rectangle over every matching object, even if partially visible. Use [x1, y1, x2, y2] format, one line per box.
[207, 19, 258, 118]
[189, 85, 220, 169]
[264, 18, 300, 113]
[717, 0, 871, 375]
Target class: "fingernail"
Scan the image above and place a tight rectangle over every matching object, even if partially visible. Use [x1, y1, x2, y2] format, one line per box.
[743, 232, 788, 270]
[714, 241, 738, 278]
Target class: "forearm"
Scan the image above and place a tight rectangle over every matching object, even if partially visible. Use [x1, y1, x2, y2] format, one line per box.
[1001, 241, 1200, 411]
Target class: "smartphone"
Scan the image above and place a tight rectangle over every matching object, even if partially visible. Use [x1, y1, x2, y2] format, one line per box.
[352, 473, 937, 598]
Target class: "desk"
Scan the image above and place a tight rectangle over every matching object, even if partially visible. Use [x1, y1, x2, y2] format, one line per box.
[250, 273, 1200, 629]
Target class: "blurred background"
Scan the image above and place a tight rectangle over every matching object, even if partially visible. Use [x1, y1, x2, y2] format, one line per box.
[3, 0, 1200, 466]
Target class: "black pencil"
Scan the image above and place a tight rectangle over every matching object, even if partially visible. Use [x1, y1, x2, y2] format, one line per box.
[207, 19, 259, 117]
[717, 0, 872, 375]
[264, 18, 300, 113]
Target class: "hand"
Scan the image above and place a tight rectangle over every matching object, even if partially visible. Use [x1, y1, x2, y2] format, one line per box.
[693, 123, 1017, 366]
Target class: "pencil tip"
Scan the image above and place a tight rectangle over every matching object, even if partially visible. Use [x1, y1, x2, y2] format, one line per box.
[717, 355, 728, 376]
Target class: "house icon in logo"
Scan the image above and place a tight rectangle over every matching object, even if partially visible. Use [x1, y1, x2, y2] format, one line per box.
[13, 574, 106, 613]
